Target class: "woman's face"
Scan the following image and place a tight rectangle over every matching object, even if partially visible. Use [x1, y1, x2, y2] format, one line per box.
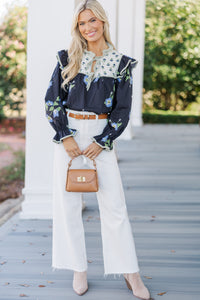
[78, 9, 104, 43]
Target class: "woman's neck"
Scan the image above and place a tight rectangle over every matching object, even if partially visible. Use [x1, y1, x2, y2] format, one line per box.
[86, 38, 109, 57]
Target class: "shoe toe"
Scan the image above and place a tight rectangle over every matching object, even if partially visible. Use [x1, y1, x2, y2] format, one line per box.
[134, 286, 151, 300]
[73, 286, 88, 295]
[73, 281, 88, 295]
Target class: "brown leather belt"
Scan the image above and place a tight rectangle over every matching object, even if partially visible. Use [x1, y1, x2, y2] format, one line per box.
[68, 112, 108, 120]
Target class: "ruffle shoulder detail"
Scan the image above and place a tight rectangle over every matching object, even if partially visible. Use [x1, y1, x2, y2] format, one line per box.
[56, 49, 69, 70]
[117, 54, 138, 78]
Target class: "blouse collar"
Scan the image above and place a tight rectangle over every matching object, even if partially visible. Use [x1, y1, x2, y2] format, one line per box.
[83, 42, 113, 58]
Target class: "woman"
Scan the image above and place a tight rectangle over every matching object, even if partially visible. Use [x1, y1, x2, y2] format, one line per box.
[44, 0, 150, 299]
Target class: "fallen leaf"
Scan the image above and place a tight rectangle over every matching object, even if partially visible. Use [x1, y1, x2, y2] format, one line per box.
[171, 250, 176, 253]
[47, 280, 54, 284]
[4, 282, 10, 285]
[87, 260, 93, 263]
[152, 216, 156, 218]
[19, 294, 28, 297]
[157, 291, 167, 296]
[38, 285, 46, 287]
[0, 261, 7, 265]
[144, 276, 152, 279]
[19, 284, 30, 287]
[22, 260, 26, 264]
[87, 216, 93, 219]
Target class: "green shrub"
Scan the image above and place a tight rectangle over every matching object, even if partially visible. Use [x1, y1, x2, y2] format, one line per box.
[143, 110, 200, 123]
[144, 0, 200, 111]
[0, 6, 27, 118]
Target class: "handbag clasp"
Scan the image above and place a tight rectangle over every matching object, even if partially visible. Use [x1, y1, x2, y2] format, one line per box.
[77, 176, 86, 182]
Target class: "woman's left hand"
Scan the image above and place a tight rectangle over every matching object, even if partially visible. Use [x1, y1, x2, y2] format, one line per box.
[82, 142, 103, 159]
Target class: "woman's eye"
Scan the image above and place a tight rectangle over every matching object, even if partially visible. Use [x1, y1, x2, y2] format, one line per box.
[79, 19, 96, 26]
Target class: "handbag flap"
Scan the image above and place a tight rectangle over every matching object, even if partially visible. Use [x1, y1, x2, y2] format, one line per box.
[67, 169, 97, 184]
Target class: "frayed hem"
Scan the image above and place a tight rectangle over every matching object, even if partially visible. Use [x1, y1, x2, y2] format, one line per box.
[51, 265, 88, 272]
[103, 268, 140, 280]
[104, 273, 124, 279]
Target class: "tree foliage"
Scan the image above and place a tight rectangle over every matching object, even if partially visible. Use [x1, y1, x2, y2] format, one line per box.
[144, 0, 200, 111]
[0, 6, 27, 119]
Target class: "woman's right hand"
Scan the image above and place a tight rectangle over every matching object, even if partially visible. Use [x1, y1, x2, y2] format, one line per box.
[62, 137, 82, 158]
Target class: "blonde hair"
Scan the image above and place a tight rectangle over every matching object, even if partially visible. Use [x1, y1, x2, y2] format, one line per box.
[61, 0, 116, 90]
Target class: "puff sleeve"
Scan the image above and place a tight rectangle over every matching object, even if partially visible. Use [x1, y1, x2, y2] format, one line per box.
[92, 55, 138, 150]
[44, 50, 77, 143]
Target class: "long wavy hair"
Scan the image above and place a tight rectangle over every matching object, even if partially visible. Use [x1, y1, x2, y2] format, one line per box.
[61, 0, 116, 90]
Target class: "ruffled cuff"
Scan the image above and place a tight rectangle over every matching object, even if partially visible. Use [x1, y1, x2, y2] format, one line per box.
[53, 127, 77, 144]
[91, 135, 113, 151]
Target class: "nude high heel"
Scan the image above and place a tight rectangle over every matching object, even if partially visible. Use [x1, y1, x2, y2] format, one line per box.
[123, 272, 151, 300]
[72, 270, 88, 296]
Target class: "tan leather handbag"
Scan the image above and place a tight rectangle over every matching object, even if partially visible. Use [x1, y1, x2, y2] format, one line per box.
[65, 157, 99, 192]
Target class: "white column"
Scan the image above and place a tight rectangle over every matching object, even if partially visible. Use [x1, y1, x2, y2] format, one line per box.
[132, 0, 146, 127]
[20, 0, 75, 219]
[118, 0, 146, 133]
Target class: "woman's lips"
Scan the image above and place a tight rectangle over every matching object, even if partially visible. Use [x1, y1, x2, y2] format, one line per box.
[87, 31, 96, 37]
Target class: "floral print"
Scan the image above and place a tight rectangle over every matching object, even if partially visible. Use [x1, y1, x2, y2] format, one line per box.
[83, 75, 89, 85]
[79, 43, 122, 90]
[93, 76, 100, 83]
[69, 82, 75, 93]
[110, 119, 122, 131]
[44, 47, 138, 148]
[104, 84, 115, 108]
[44, 62, 77, 143]
[95, 134, 112, 150]
[104, 97, 113, 108]
[48, 80, 53, 89]
[101, 135, 109, 142]
[92, 58, 137, 150]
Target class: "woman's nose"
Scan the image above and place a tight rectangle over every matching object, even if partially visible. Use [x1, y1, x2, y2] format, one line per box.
[85, 23, 92, 33]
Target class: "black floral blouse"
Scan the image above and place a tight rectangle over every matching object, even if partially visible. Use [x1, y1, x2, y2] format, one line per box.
[44, 42, 138, 151]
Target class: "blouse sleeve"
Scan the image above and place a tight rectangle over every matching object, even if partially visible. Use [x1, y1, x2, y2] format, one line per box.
[44, 50, 77, 144]
[92, 55, 138, 151]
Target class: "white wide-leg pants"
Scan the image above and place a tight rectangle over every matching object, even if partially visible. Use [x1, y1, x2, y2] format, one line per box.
[52, 109, 139, 278]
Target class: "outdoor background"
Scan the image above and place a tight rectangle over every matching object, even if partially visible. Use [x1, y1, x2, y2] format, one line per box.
[0, 0, 200, 202]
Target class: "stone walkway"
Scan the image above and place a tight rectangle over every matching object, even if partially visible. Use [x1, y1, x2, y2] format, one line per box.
[0, 124, 200, 300]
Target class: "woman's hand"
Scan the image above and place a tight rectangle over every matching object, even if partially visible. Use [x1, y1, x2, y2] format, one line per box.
[82, 142, 103, 159]
[62, 137, 82, 158]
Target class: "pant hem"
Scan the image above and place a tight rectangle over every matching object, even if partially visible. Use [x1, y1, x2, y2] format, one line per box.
[103, 267, 140, 279]
[52, 265, 88, 272]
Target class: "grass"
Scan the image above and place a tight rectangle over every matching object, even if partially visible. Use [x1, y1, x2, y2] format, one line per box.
[1, 150, 25, 182]
[142, 109, 200, 124]
[0, 143, 12, 152]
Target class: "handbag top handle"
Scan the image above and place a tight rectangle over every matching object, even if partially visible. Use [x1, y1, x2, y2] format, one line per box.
[67, 156, 97, 171]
